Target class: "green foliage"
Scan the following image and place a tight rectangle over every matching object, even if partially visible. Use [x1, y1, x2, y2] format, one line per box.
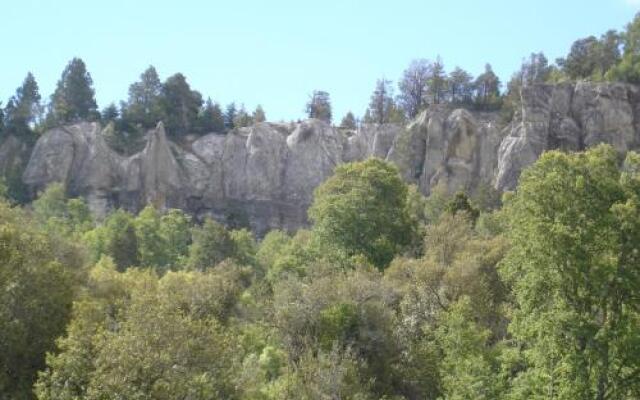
[123, 65, 165, 130]
[32, 183, 93, 237]
[48, 58, 98, 125]
[309, 158, 413, 269]
[4, 72, 41, 143]
[0, 199, 79, 400]
[197, 97, 225, 133]
[85, 209, 139, 270]
[445, 191, 480, 223]
[35, 260, 248, 400]
[160, 73, 203, 137]
[187, 218, 236, 271]
[501, 145, 640, 399]
[306, 90, 332, 122]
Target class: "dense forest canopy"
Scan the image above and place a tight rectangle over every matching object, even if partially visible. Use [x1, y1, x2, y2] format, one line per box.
[2, 144, 640, 399]
[2, 11, 640, 400]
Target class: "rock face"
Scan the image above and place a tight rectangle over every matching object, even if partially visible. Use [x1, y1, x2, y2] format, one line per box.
[13, 82, 640, 233]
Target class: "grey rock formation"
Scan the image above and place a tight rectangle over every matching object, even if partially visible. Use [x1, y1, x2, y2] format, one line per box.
[496, 82, 640, 190]
[13, 82, 640, 233]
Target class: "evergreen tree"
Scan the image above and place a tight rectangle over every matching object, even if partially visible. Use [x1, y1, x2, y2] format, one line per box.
[100, 103, 119, 124]
[306, 90, 332, 122]
[474, 63, 501, 109]
[160, 73, 203, 137]
[606, 14, 640, 83]
[428, 57, 447, 104]
[197, 98, 225, 133]
[233, 104, 253, 128]
[340, 111, 357, 130]
[448, 67, 474, 104]
[123, 65, 165, 129]
[48, 58, 98, 124]
[253, 104, 266, 123]
[224, 102, 237, 131]
[4, 72, 41, 140]
[367, 79, 395, 124]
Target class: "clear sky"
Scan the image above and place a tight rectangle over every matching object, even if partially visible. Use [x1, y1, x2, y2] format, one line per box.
[1, 0, 638, 122]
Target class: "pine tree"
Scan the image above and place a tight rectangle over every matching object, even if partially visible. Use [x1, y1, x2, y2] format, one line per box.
[224, 102, 237, 131]
[160, 73, 203, 137]
[367, 79, 395, 124]
[253, 105, 266, 123]
[448, 67, 474, 104]
[306, 90, 332, 122]
[123, 66, 165, 129]
[233, 104, 253, 128]
[49, 58, 98, 124]
[340, 111, 357, 130]
[428, 57, 447, 104]
[4, 72, 41, 140]
[197, 98, 225, 133]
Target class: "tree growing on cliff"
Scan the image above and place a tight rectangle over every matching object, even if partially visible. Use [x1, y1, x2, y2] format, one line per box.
[398, 59, 431, 118]
[474, 63, 501, 109]
[309, 158, 413, 269]
[224, 102, 237, 131]
[340, 111, 357, 130]
[48, 58, 99, 124]
[367, 78, 396, 124]
[197, 98, 225, 133]
[606, 14, 640, 83]
[160, 73, 203, 137]
[448, 67, 474, 104]
[3, 72, 41, 141]
[123, 65, 165, 129]
[253, 105, 266, 123]
[306, 90, 332, 122]
[427, 57, 448, 104]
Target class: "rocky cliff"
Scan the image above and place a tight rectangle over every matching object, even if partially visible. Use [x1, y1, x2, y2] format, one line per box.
[10, 82, 640, 234]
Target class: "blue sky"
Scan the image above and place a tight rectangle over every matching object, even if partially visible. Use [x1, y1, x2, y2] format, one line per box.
[1, 0, 638, 122]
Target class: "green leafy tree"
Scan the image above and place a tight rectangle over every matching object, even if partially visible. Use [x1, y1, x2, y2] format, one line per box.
[606, 14, 640, 83]
[501, 145, 640, 399]
[85, 209, 139, 270]
[187, 218, 236, 271]
[48, 58, 98, 124]
[100, 102, 119, 124]
[0, 200, 77, 400]
[445, 191, 480, 223]
[306, 90, 332, 122]
[309, 158, 413, 269]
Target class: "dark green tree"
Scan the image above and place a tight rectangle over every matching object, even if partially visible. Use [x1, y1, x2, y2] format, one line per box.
[474, 63, 501, 109]
[48, 58, 98, 124]
[122, 65, 165, 129]
[306, 90, 332, 122]
[4, 73, 41, 141]
[606, 14, 640, 83]
[340, 111, 357, 130]
[160, 73, 203, 137]
[224, 102, 237, 131]
[187, 218, 236, 271]
[197, 98, 225, 134]
[428, 56, 447, 104]
[448, 66, 474, 104]
[100, 103, 119, 124]
[367, 79, 395, 124]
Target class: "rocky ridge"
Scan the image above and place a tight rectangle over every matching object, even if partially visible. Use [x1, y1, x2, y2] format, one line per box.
[5, 82, 639, 234]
